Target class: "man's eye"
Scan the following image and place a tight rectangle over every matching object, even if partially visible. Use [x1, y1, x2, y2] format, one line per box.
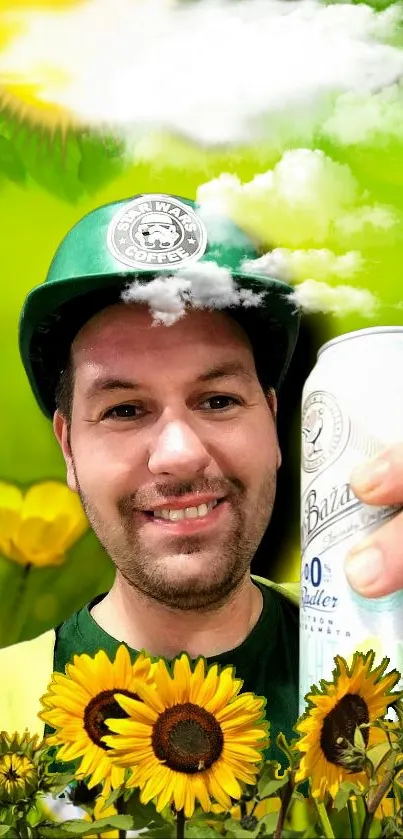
[201, 395, 241, 411]
[103, 404, 144, 420]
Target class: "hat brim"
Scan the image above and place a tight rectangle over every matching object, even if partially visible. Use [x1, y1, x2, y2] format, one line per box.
[19, 271, 300, 418]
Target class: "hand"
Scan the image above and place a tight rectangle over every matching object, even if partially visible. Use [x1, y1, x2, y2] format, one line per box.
[344, 443, 403, 597]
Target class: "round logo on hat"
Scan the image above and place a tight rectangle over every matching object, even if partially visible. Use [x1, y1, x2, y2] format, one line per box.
[107, 194, 208, 269]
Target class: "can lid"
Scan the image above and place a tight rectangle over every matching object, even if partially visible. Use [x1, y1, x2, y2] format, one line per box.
[318, 326, 403, 359]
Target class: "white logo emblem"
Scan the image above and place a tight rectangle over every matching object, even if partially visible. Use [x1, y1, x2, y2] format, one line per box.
[302, 391, 344, 473]
[107, 195, 208, 269]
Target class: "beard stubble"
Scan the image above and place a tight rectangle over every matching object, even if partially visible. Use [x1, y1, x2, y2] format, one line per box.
[73, 466, 277, 611]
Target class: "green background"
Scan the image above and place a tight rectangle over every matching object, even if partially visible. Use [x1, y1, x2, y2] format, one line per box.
[0, 0, 402, 645]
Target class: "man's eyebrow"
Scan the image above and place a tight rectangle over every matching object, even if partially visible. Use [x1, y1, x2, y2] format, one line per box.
[85, 362, 254, 399]
[195, 362, 255, 384]
[85, 377, 141, 399]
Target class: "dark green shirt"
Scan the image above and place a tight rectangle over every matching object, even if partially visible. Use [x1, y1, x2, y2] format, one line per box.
[53, 579, 299, 766]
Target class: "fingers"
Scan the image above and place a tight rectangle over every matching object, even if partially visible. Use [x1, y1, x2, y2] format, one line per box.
[349, 444, 403, 506]
[345, 508, 403, 598]
[344, 444, 403, 597]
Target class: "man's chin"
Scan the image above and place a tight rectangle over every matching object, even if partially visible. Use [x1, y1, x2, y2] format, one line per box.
[138, 558, 246, 610]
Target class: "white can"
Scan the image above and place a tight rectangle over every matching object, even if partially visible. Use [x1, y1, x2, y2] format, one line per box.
[300, 326, 403, 713]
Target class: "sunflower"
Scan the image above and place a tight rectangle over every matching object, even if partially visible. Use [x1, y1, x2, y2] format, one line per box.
[39, 645, 154, 796]
[295, 651, 401, 801]
[103, 654, 269, 819]
[0, 730, 51, 804]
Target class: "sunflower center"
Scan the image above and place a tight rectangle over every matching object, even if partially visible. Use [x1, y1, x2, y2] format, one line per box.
[84, 689, 139, 750]
[4, 768, 19, 782]
[320, 693, 370, 766]
[152, 702, 224, 773]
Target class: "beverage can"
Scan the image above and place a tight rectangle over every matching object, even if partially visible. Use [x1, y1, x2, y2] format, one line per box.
[300, 326, 403, 713]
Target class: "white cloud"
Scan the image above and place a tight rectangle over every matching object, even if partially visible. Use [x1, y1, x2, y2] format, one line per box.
[242, 248, 364, 283]
[290, 279, 379, 316]
[1, 0, 403, 145]
[121, 262, 265, 324]
[323, 83, 403, 145]
[197, 149, 397, 249]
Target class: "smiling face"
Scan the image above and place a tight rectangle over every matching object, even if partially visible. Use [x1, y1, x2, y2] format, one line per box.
[54, 304, 282, 610]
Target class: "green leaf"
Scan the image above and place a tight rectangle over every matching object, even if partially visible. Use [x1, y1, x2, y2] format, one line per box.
[332, 781, 363, 812]
[353, 726, 366, 752]
[185, 825, 223, 838]
[141, 829, 175, 839]
[77, 132, 126, 193]
[98, 785, 124, 812]
[37, 816, 133, 837]
[257, 761, 290, 798]
[0, 827, 11, 837]
[366, 741, 393, 774]
[0, 135, 25, 183]
[48, 772, 77, 795]
[223, 818, 261, 838]
[125, 789, 166, 828]
[261, 811, 282, 834]
[276, 732, 297, 767]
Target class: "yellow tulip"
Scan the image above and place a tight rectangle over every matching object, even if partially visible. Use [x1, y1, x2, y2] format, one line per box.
[0, 481, 88, 567]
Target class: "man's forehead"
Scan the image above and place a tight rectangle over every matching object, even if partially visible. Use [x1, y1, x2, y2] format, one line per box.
[71, 302, 253, 360]
[81, 359, 258, 403]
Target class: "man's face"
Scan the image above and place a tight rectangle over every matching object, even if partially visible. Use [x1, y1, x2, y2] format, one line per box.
[54, 304, 282, 610]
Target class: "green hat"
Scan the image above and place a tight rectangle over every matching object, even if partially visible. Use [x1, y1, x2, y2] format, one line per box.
[19, 193, 300, 418]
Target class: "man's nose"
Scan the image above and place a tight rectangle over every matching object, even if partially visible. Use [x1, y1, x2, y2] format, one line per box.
[147, 419, 211, 478]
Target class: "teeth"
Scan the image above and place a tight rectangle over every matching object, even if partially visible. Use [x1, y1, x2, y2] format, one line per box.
[153, 500, 218, 521]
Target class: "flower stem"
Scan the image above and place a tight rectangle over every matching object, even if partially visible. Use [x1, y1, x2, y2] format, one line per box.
[347, 798, 364, 839]
[274, 775, 294, 839]
[116, 794, 127, 839]
[314, 798, 335, 839]
[360, 749, 398, 839]
[176, 808, 186, 839]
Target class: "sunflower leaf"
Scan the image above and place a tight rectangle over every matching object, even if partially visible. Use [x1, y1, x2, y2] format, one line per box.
[332, 781, 363, 812]
[48, 773, 77, 795]
[99, 785, 125, 811]
[276, 732, 297, 768]
[36, 816, 133, 837]
[185, 825, 223, 838]
[0, 827, 10, 837]
[257, 762, 290, 798]
[366, 741, 393, 774]
[223, 818, 261, 838]
[125, 790, 166, 827]
[353, 726, 366, 752]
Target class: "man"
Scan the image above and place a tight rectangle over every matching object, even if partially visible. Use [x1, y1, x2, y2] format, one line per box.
[1, 193, 403, 759]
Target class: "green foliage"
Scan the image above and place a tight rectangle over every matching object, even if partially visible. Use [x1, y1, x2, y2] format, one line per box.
[36, 815, 133, 836]
[257, 761, 290, 798]
[332, 781, 363, 812]
[185, 826, 223, 838]
[124, 787, 167, 828]
[0, 110, 127, 202]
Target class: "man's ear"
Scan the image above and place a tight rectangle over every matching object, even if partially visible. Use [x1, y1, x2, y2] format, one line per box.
[266, 389, 282, 470]
[266, 388, 278, 419]
[53, 410, 78, 493]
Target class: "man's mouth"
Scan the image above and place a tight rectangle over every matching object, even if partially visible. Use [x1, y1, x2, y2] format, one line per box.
[137, 497, 227, 530]
[150, 500, 219, 521]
